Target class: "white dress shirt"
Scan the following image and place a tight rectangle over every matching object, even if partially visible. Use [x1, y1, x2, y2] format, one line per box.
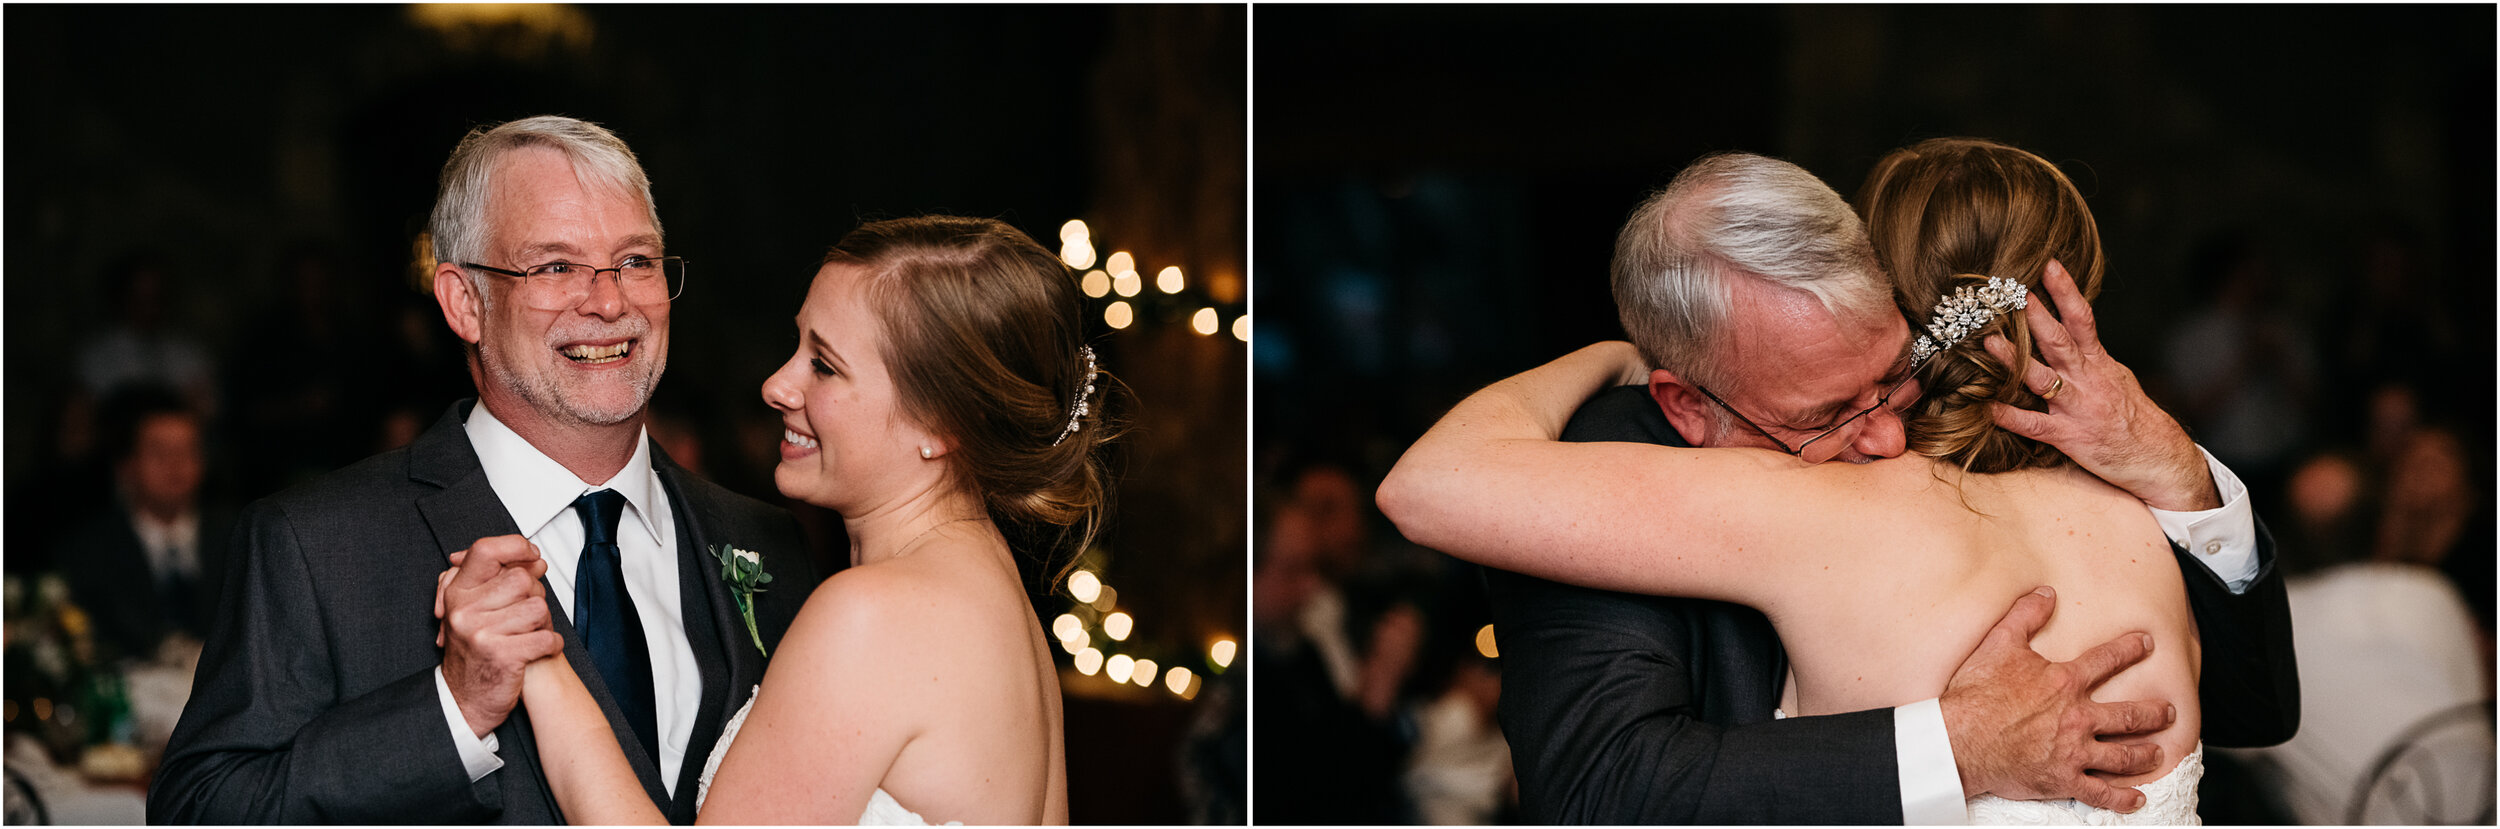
[434, 402, 701, 796]
[129, 507, 202, 585]
[1895, 447, 2262, 824]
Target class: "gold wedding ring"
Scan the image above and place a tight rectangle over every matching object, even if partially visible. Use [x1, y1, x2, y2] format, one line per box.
[2041, 374, 2065, 401]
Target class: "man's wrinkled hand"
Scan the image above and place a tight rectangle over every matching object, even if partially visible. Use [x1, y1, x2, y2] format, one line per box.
[438, 535, 559, 738]
[1986, 261, 2217, 512]
[1942, 587, 2174, 813]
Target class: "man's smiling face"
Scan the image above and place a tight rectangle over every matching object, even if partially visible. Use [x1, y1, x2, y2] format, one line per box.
[469, 146, 670, 430]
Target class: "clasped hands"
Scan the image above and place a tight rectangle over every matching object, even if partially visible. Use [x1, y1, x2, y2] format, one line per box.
[434, 536, 563, 738]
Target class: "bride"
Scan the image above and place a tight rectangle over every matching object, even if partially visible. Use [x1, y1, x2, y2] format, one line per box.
[486, 216, 1107, 824]
[1380, 139, 2204, 823]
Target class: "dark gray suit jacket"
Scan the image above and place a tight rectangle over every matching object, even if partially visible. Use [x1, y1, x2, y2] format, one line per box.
[1490, 385, 2297, 824]
[149, 401, 819, 824]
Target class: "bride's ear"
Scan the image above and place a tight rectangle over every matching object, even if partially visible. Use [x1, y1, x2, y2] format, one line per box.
[1647, 369, 1715, 446]
[906, 423, 953, 461]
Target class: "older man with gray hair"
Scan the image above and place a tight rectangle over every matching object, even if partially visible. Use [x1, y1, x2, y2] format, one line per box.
[151, 116, 820, 824]
[1483, 151, 2295, 823]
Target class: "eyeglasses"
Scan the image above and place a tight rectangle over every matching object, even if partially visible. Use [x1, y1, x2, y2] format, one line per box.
[462, 256, 686, 311]
[1692, 349, 1933, 458]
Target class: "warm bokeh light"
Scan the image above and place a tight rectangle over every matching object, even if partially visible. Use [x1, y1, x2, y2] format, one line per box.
[1475, 624, 1499, 658]
[1081, 269, 1110, 298]
[1209, 639, 1237, 668]
[1191, 307, 1219, 335]
[1059, 219, 1089, 243]
[1132, 658, 1159, 688]
[1112, 270, 1142, 297]
[1061, 629, 1090, 654]
[1104, 611, 1134, 641]
[1053, 613, 1084, 642]
[1092, 585, 1119, 612]
[1106, 654, 1135, 684]
[1075, 647, 1104, 675]
[1165, 666, 1194, 694]
[1156, 266, 1185, 294]
[1231, 314, 1250, 342]
[1106, 301, 1134, 329]
[1068, 570, 1102, 603]
[1060, 239, 1097, 270]
[1105, 251, 1134, 276]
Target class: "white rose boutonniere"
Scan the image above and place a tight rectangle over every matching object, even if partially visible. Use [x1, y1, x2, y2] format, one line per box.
[710, 544, 774, 656]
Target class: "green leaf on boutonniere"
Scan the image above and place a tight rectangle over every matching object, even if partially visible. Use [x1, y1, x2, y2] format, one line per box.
[710, 544, 772, 657]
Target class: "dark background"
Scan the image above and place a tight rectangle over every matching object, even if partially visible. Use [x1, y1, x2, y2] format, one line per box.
[1254, 5, 2492, 824]
[7, 4, 1245, 823]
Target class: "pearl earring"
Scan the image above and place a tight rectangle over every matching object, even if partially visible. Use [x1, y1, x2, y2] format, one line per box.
[920, 445, 934, 460]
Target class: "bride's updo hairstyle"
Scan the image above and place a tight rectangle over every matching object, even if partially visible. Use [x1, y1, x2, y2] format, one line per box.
[827, 216, 1122, 579]
[1856, 138, 2105, 474]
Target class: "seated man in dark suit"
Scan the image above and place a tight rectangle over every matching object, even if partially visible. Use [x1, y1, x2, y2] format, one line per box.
[151, 116, 821, 824]
[57, 386, 232, 661]
[1484, 152, 2296, 823]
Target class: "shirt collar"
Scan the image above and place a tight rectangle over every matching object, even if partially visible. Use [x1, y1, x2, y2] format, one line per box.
[463, 400, 665, 546]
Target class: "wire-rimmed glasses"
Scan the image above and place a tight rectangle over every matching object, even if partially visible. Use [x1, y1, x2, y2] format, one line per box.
[462, 255, 686, 311]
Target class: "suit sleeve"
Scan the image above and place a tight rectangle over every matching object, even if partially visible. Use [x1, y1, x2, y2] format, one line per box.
[148, 501, 498, 824]
[2179, 517, 2299, 748]
[1488, 569, 1902, 824]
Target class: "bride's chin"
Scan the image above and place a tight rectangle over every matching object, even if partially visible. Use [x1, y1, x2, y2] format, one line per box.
[771, 469, 832, 509]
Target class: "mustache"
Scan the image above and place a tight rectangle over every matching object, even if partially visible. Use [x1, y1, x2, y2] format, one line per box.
[545, 316, 653, 344]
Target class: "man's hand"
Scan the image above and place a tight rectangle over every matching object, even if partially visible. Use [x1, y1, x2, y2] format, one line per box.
[1986, 261, 2218, 511]
[1942, 587, 2173, 812]
[438, 535, 560, 738]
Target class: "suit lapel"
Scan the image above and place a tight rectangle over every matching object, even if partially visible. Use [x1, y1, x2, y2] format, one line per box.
[655, 448, 748, 821]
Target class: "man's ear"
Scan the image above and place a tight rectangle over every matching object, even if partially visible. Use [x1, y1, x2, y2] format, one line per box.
[1647, 368, 1715, 447]
[434, 262, 484, 345]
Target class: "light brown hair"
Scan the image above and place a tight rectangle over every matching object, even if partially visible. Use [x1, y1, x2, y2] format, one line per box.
[1856, 138, 2104, 474]
[827, 216, 1123, 586]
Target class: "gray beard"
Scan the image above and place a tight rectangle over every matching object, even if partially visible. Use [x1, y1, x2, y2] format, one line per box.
[477, 339, 664, 427]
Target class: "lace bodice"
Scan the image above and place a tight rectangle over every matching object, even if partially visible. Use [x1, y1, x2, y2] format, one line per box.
[1963, 744, 2202, 825]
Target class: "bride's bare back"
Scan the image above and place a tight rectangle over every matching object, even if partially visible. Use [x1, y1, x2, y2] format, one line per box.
[1762, 455, 2199, 788]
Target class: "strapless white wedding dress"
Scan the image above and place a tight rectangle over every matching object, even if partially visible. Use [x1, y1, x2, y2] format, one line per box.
[1963, 744, 2202, 825]
[698, 688, 959, 826]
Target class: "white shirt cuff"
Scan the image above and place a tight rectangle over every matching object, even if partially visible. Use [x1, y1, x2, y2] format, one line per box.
[434, 666, 505, 782]
[2146, 446, 2259, 593]
[1895, 697, 1967, 824]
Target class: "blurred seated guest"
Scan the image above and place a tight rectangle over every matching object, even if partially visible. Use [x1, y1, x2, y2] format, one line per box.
[53, 387, 232, 661]
[75, 254, 219, 419]
[1403, 650, 1512, 825]
[1253, 461, 1415, 824]
[2233, 434, 2492, 824]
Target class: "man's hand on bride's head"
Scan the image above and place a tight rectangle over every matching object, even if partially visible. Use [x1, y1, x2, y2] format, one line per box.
[1986, 261, 2217, 512]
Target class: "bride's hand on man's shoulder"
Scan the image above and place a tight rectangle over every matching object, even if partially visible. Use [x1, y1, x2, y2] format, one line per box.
[1574, 340, 1650, 387]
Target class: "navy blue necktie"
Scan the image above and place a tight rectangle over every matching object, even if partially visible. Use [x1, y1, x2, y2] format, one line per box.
[573, 489, 658, 761]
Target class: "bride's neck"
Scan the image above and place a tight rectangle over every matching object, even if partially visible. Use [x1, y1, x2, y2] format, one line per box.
[843, 482, 992, 567]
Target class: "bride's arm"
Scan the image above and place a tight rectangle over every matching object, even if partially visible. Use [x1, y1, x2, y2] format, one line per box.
[694, 571, 915, 825]
[1379, 342, 1850, 605]
[518, 657, 666, 825]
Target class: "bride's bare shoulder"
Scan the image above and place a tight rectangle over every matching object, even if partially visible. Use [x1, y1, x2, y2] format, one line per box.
[783, 547, 1033, 671]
